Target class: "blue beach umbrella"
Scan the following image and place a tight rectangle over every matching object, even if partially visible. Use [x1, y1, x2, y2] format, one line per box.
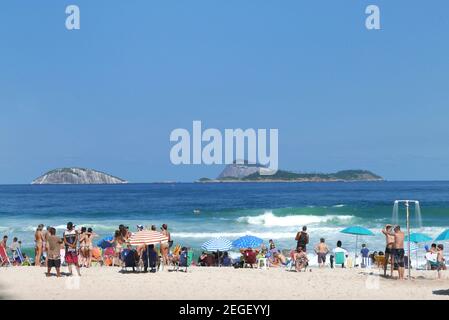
[201, 237, 233, 252]
[97, 236, 113, 249]
[232, 235, 264, 249]
[435, 229, 449, 241]
[340, 226, 375, 263]
[405, 233, 432, 243]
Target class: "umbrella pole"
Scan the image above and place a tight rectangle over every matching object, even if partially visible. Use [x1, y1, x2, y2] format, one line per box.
[406, 202, 411, 279]
[416, 243, 418, 270]
[355, 235, 358, 267]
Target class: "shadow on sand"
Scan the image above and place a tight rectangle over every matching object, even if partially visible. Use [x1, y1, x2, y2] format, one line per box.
[433, 289, 449, 296]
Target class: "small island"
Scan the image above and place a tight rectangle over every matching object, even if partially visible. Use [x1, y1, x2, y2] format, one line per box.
[198, 163, 383, 183]
[32, 168, 128, 185]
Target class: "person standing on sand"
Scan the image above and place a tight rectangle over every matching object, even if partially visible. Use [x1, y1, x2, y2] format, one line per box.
[393, 225, 405, 280]
[43, 226, 51, 268]
[160, 224, 171, 265]
[46, 227, 63, 277]
[314, 238, 329, 268]
[436, 244, 446, 279]
[85, 228, 97, 268]
[34, 224, 44, 267]
[63, 222, 81, 276]
[295, 226, 309, 252]
[382, 225, 395, 277]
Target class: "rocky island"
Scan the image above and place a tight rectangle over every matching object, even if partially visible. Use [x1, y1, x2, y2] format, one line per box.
[32, 168, 128, 185]
[198, 163, 383, 183]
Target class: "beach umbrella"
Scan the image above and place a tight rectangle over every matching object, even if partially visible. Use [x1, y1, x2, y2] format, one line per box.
[435, 229, 449, 241]
[405, 233, 432, 269]
[128, 230, 169, 246]
[340, 226, 375, 264]
[201, 237, 233, 252]
[232, 235, 264, 249]
[202, 237, 233, 267]
[405, 233, 432, 243]
[97, 236, 113, 249]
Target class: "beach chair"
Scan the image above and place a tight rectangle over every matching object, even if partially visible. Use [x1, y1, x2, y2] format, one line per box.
[243, 250, 257, 268]
[334, 252, 346, 268]
[14, 247, 25, 265]
[122, 249, 139, 272]
[0, 246, 11, 266]
[287, 250, 296, 271]
[174, 250, 194, 272]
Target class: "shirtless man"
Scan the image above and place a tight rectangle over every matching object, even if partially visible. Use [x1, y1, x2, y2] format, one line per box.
[382, 225, 395, 277]
[314, 238, 330, 268]
[393, 225, 405, 280]
[34, 224, 44, 267]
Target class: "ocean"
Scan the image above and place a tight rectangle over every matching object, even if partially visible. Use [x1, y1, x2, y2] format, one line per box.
[1, 181, 448, 262]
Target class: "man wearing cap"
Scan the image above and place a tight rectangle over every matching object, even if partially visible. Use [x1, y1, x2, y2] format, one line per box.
[63, 222, 81, 276]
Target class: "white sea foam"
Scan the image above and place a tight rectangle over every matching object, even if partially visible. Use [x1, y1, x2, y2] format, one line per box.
[236, 211, 354, 227]
[332, 204, 346, 208]
[173, 231, 297, 240]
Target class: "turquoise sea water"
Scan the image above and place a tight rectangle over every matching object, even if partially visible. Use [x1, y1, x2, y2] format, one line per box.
[0, 181, 448, 261]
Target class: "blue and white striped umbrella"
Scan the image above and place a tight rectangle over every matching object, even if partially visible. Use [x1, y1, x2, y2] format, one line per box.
[201, 237, 233, 252]
[232, 235, 264, 249]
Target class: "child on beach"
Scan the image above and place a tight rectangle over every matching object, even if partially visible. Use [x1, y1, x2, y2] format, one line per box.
[361, 244, 370, 268]
[314, 238, 329, 268]
[437, 244, 446, 279]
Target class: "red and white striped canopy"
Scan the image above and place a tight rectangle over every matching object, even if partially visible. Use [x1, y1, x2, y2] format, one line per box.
[129, 230, 169, 246]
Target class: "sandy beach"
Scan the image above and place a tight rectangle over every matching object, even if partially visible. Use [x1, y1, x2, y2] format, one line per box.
[1, 266, 448, 300]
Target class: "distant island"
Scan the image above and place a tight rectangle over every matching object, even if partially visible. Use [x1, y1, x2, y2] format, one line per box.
[198, 162, 383, 183]
[32, 168, 128, 185]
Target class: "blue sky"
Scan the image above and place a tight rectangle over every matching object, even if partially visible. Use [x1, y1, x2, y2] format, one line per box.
[1, 1, 449, 183]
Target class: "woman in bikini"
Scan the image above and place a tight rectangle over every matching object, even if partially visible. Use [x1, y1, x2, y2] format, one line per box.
[85, 228, 97, 268]
[78, 227, 88, 267]
[109, 230, 124, 267]
[34, 224, 44, 267]
[294, 246, 309, 272]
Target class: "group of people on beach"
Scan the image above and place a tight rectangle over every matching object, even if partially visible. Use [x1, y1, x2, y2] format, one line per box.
[381, 224, 446, 279]
[0, 222, 446, 279]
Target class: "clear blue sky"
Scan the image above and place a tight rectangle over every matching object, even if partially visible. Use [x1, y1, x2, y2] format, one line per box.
[1, 1, 449, 183]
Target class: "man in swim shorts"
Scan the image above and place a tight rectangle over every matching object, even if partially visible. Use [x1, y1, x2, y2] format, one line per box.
[393, 225, 405, 280]
[63, 222, 81, 276]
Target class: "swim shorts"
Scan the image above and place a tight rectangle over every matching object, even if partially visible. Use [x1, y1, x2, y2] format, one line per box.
[48, 258, 61, 268]
[393, 249, 405, 267]
[65, 251, 78, 264]
[317, 253, 327, 264]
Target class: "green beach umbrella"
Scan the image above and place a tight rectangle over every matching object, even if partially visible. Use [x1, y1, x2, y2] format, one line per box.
[340, 226, 375, 265]
[435, 229, 449, 241]
[405, 233, 432, 243]
[404, 233, 432, 269]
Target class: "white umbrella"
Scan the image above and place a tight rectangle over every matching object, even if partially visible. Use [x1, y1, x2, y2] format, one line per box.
[129, 230, 169, 246]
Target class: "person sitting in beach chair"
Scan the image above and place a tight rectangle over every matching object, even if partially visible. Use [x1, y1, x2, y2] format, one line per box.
[90, 247, 103, 267]
[242, 248, 257, 268]
[173, 247, 193, 272]
[205, 254, 216, 267]
[222, 252, 232, 267]
[294, 246, 309, 272]
[330, 241, 348, 269]
[122, 245, 139, 272]
[198, 252, 208, 267]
